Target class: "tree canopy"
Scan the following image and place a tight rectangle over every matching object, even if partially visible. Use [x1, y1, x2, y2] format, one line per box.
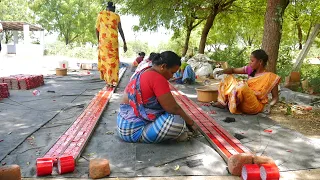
[30, 0, 102, 45]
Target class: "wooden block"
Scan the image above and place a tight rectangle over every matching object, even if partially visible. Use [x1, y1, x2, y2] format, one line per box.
[285, 81, 300, 91]
[228, 153, 253, 176]
[80, 63, 93, 70]
[290, 72, 301, 82]
[253, 155, 275, 166]
[89, 159, 110, 179]
[0, 165, 21, 180]
[301, 80, 309, 91]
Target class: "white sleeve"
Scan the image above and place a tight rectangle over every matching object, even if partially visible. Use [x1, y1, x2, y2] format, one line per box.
[0, 23, 3, 30]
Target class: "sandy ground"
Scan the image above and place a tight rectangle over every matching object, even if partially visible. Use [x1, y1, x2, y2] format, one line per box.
[269, 102, 320, 139]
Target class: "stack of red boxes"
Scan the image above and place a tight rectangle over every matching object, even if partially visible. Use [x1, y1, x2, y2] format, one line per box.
[0, 83, 10, 99]
[0, 75, 44, 90]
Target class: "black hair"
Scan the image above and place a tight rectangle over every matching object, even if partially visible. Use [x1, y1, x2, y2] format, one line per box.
[138, 52, 146, 56]
[107, 2, 115, 12]
[249, 49, 269, 77]
[152, 51, 181, 68]
[252, 49, 268, 66]
[148, 52, 156, 61]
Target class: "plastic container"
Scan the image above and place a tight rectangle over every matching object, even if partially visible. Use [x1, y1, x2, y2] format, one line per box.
[33, 89, 41, 96]
[56, 68, 67, 76]
[195, 86, 218, 103]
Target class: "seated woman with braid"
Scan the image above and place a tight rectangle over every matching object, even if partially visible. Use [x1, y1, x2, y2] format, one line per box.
[213, 49, 280, 114]
[117, 51, 197, 143]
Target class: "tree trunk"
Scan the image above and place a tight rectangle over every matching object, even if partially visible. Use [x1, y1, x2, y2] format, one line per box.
[261, 0, 289, 73]
[65, 37, 69, 45]
[292, 24, 320, 71]
[182, 28, 192, 57]
[297, 22, 303, 50]
[198, 11, 217, 54]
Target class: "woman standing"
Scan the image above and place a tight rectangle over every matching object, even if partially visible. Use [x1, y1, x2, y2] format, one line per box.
[96, 2, 127, 87]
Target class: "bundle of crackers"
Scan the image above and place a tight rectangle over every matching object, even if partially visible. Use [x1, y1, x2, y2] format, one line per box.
[0, 75, 44, 90]
[0, 83, 10, 99]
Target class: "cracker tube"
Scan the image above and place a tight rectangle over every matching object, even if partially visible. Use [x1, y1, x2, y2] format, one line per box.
[36, 157, 54, 176]
[58, 156, 75, 174]
[260, 164, 280, 180]
[241, 164, 260, 180]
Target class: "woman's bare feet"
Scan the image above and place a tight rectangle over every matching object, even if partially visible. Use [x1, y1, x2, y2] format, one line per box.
[211, 101, 225, 109]
[176, 132, 190, 142]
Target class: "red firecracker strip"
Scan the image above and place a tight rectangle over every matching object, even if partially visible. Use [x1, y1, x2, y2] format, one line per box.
[169, 84, 251, 161]
[36, 67, 126, 176]
[0, 83, 10, 99]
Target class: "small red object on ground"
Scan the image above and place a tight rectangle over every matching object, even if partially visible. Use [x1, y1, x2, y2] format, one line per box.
[260, 163, 280, 180]
[264, 129, 273, 133]
[241, 164, 260, 180]
[58, 156, 75, 174]
[304, 106, 313, 111]
[210, 110, 216, 114]
[33, 89, 41, 96]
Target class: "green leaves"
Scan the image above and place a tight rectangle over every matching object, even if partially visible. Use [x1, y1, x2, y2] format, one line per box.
[0, 0, 33, 22]
[30, 0, 102, 44]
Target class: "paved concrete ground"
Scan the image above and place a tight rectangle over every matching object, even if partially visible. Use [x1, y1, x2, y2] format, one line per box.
[20, 168, 320, 180]
[1, 55, 320, 179]
[1, 69, 228, 178]
[176, 84, 320, 172]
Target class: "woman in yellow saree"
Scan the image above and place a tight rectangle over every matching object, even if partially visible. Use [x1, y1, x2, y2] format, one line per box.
[96, 2, 127, 87]
[214, 49, 281, 114]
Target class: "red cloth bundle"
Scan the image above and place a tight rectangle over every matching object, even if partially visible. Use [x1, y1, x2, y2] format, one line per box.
[0, 83, 10, 99]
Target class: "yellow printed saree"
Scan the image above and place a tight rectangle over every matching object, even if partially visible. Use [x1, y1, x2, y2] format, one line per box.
[217, 73, 281, 114]
[96, 10, 120, 85]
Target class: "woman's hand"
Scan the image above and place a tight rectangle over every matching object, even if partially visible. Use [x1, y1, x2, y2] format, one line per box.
[186, 121, 198, 133]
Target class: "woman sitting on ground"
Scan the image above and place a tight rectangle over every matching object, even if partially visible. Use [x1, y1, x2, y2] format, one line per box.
[130, 52, 157, 80]
[171, 62, 196, 84]
[117, 51, 197, 143]
[135, 52, 156, 73]
[213, 49, 280, 114]
[131, 52, 145, 72]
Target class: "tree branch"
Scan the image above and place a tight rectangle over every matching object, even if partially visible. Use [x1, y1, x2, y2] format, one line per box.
[191, 19, 204, 29]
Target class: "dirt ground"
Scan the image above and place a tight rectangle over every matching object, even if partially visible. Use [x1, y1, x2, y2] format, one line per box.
[269, 101, 320, 138]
